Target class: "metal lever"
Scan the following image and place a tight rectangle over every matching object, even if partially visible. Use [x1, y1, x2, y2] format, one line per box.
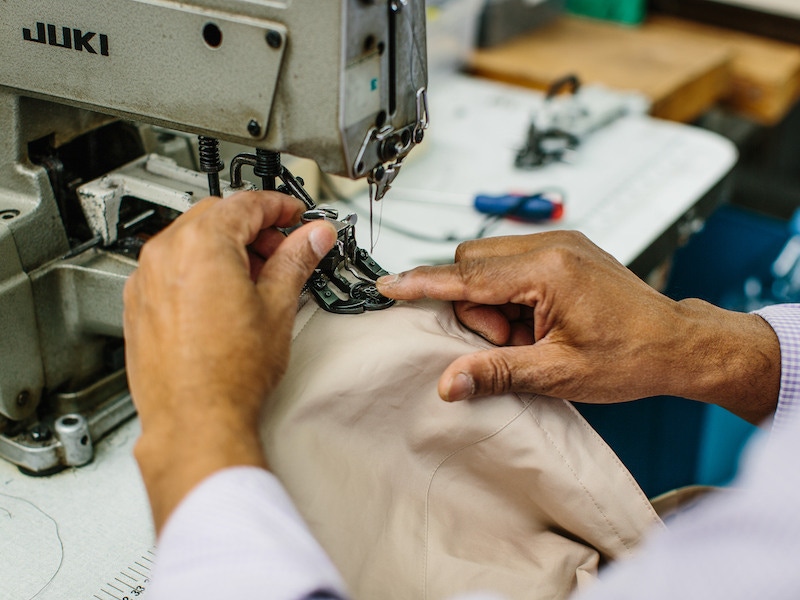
[368, 158, 405, 204]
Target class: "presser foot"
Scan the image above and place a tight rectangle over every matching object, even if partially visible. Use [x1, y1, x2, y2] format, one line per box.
[302, 208, 394, 315]
[230, 155, 394, 316]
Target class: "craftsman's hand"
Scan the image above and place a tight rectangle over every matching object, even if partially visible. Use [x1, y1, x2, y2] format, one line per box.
[377, 231, 780, 424]
[123, 191, 336, 533]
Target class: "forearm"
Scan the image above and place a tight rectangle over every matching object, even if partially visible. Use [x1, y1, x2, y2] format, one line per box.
[662, 298, 781, 424]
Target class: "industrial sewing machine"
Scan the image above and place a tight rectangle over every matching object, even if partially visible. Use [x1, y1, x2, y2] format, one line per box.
[0, 0, 428, 474]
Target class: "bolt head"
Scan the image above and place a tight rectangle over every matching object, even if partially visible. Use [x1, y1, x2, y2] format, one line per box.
[266, 30, 282, 49]
[247, 120, 262, 137]
[16, 390, 30, 407]
[30, 424, 52, 442]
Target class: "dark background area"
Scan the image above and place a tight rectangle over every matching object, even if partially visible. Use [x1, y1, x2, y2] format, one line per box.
[650, 0, 800, 44]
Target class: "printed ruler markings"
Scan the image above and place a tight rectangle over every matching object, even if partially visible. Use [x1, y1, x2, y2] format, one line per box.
[96, 550, 155, 599]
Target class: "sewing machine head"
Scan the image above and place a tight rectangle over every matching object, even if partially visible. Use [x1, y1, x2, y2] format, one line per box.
[0, 0, 428, 473]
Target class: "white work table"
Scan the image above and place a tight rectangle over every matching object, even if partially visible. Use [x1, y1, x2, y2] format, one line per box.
[0, 418, 153, 600]
[0, 74, 737, 599]
[339, 74, 737, 277]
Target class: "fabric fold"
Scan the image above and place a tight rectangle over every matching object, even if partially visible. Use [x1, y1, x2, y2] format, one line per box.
[262, 299, 662, 600]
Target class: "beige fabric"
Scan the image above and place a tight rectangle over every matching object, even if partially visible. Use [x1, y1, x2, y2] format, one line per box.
[262, 299, 663, 600]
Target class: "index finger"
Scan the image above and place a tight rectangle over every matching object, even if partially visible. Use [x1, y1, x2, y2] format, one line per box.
[207, 191, 306, 247]
[167, 191, 306, 249]
[377, 255, 540, 306]
[454, 231, 585, 262]
[455, 235, 540, 262]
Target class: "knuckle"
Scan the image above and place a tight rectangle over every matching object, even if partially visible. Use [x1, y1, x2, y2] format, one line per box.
[275, 245, 315, 280]
[569, 230, 591, 244]
[122, 274, 137, 307]
[538, 243, 582, 276]
[545, 229, 585, 244]
[545, 245, 572, 268]
[455, 257, 490, 289]
[454, 239, 478, 262]
[195, 195, 220, 210]
[229, 189, 262, 204]
[476, 352, 514, 396]
[136, 238, 159, 266]
[168, 216, 214, 255]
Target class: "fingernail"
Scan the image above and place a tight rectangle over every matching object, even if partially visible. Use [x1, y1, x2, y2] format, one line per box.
[447, 372, 474, 402]
[376, 273, 400, 287]
[309, 224, 335, 259]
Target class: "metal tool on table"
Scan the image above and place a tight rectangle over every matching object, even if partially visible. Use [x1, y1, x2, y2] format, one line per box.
[0, 0, 428, 473]
[515, 74, 649, 168]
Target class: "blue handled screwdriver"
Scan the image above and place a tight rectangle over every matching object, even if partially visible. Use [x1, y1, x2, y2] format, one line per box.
[473, 192, 564, 222]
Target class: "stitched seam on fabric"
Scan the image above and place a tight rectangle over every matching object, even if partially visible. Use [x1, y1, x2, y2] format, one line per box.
[422, 395, 536, 600]
[292, 302, 322, 342]
[521, 403, 633, 553]
[565, 402, 665, 530]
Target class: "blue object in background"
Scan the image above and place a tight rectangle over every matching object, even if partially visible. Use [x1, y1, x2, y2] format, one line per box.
[474, 192, 564, 222]
[577, 204, 791, 498]
[695, 405, 758, 487]
[666, 205, 792, 314]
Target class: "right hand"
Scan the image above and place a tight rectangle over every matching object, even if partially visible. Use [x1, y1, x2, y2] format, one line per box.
[124, 190, 336, 532]
[377, 231, 779, 424]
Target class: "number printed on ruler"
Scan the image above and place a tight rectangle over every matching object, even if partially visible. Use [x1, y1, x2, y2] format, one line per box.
[94, 548, 155, 599]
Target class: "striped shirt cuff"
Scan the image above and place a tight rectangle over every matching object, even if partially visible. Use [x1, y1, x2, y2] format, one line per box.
[753, 304, 800, 431]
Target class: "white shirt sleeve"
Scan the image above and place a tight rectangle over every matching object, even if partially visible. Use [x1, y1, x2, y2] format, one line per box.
[146, 466, 349, 600]
[572, 418, 800, 600]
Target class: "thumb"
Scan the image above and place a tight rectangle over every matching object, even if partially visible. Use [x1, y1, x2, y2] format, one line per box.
[256, 221, 337, 311]
[438, 344, 567, 402]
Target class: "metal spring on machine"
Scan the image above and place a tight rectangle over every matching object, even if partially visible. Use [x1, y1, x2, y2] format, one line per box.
[198, 135, 224, 197]
[253, 149, 282, 191]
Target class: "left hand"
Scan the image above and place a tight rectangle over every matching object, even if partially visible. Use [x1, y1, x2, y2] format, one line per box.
[123, 191, 336, 533]
[376, 232, 780, 425]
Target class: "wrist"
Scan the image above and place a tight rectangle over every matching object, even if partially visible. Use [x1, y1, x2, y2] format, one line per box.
[665, 298, 780, 424]
[134, 423, 267, 533]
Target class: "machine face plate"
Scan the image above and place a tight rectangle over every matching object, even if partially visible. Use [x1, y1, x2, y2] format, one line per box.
[0, 1, 287, 140]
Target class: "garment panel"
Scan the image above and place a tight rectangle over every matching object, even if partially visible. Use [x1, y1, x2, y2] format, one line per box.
[262, 299, 662, 600]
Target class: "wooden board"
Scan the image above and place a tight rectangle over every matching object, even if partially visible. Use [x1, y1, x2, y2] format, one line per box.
[469, 15, 800, 124]
[651, 15, 800, 124]
[469, 16, 732, 122]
